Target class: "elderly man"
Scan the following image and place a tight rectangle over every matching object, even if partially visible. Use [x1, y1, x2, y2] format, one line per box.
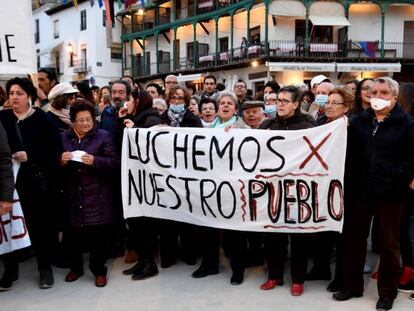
[0, 121, 13, 216]
[242, 101, 265, 128]
[309, 82, 335, 121]
[333, 77, 414, 311]
[164, 75, 178, 96]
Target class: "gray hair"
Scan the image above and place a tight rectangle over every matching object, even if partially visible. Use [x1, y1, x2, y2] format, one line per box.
[191, 95, 200, 105]
[375, 77, 399, 97]
[217, 90, 238, 108]
[153, 98, 167, 110]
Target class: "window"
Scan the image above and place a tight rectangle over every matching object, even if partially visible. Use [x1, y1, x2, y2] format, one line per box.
[36, 49, 40, 69]
[53, 20, 59, 39]
[219, 37, 228, 52]
[34, 19, 40, 43]
[295, 20, 333, 43]
[111, 47, 123, 61]
[249, 26, 260, 44]
[80, 10, 87, 31]
[103, 10, 115, 27]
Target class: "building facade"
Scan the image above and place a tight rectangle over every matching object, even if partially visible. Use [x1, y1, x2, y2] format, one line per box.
[33, 0, 123, 86]
[119, 0, 414, 93]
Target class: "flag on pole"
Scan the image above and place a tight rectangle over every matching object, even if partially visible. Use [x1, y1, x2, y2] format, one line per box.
[73, 0, 79, 8]
[98, 0, 103, 8]
[90, 0, 95, 7]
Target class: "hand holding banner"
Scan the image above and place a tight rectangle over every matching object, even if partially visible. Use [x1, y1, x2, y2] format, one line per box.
[122, 118, 348, 233]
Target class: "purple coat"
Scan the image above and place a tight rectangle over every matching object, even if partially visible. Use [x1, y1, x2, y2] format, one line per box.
[61, 127, 120, 227]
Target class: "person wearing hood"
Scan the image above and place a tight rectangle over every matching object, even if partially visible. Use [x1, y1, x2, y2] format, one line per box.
[47, 83, 79, 131]
[259, 86, 316, 297]
[333, 77, 414, 311]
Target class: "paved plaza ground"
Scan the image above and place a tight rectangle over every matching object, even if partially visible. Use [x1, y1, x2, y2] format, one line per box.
[1, 252, 413, 311]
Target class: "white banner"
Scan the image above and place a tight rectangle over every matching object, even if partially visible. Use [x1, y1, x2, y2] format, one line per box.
[0, 161, 31, 255]
[122, 118, 348, 233]
[0, 0, 37, 75]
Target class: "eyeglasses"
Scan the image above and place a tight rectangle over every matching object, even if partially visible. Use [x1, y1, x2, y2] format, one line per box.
[166, 81, 178, 85]
[326, 101, 344, 106]
[235, 84, 246, 89]
[276, 98, 293, 106]
[361, 86, 372, 93]
[75, 117, 93, 124]
[265, 98, 278, 103]
[171, 96, 185, 101]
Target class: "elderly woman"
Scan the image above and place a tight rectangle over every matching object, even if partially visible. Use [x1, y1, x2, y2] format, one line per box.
[199, 98, 217, 127]
[60, 100, 119, 288]
[47, 83, 79, 131]
[323, 86, 353, 124]
[0, 77, 62, 291]
[153, 98, 167, 115]
[159, 85, 202, 268]
[192, 91, 250, 285]
[260, 86, 316, 296]
[211, 91, 249, 129]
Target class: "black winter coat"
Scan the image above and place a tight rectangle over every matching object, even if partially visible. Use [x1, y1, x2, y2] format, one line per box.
[61, 127, 120, 227]
[114, 107, 163, 154]
[260, 110, 316, 130]
[346, 105, 414, 201]
[0, 121, 13, 202]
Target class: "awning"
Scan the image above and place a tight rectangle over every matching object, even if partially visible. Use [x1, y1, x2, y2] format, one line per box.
[269, 0, 306, 17]
[177, 73, 204, 83]
[266, 62, 336, 72]
[337, 63, 401, 72]
[38, 41, 63, 56]
[309, 16, 350, 26]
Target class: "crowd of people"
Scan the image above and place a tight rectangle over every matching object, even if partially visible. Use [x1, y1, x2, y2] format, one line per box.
[0, 68, 414, 311]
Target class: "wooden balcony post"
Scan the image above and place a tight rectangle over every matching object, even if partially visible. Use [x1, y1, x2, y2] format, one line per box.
[215, 17, 219, 66]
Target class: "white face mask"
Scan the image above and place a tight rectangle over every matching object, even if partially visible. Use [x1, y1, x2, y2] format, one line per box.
[370, 98, 392, 111]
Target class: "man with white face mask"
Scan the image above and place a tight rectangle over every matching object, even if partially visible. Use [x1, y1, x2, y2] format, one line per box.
[333, 77, 414, 311]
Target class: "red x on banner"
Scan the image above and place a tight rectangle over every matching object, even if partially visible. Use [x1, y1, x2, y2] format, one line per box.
[299, 133, 332, 170]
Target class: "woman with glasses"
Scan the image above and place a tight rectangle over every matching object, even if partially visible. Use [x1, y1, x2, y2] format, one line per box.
[0, 77, 62, 291]
[259, 86, 316, 296]
[46, 83, 79, 131]
[60, 100, 119, 288]
[323, 87, 354, 124]
[354, 78, 374, 115]
[159, 85, 203, 269]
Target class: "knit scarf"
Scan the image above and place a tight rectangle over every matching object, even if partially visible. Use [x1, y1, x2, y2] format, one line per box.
[49, 106, 73, 127]
[167, 108, 186, 127]
[211, 115, 237, 128]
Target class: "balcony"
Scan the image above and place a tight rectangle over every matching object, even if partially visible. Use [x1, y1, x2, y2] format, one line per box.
[73, 59, 88, 73]
[130, 40, 410, 79]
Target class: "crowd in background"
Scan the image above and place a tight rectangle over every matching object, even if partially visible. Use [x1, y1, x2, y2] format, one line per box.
[0, 68, 414, 311]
